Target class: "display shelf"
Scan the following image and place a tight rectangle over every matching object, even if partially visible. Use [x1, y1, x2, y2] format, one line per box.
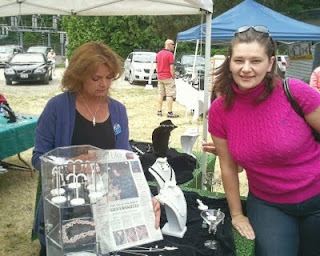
[47, 217, 97, 249]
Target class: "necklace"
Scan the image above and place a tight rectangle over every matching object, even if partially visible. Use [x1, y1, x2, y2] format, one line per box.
[79, 92, 102, 126]
[149, 165, 173, 183]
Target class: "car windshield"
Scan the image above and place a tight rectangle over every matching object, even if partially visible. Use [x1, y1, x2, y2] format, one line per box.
[11, 54, 44, 64]
[181, 55, 205, 66]
[133, 53, 156, 63]
[27, 47, 47, 54]
[0, 47, 13, 54]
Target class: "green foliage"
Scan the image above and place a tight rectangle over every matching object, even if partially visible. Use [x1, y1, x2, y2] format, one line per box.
[61, 16, 106, 58]
[214, 0, 319, 21]
[61, 15, 201, 59]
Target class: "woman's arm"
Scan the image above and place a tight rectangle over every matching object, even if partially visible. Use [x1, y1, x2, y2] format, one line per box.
[212, 135, 255, 240]
[32, 102, 57, 170]
[305, 106, 320, 132]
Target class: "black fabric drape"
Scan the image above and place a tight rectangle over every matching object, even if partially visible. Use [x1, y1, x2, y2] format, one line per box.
[113, 188, 242, 256]
[129, 140, 197, 184]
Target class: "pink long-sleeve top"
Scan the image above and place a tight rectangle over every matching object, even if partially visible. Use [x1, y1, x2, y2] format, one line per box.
[208, 78, 320, 204]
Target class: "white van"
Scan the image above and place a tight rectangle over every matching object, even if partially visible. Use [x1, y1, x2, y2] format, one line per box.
[276, 55, 290, 72]
[0, 45, 24, 67]
[124, 51, 157, 84]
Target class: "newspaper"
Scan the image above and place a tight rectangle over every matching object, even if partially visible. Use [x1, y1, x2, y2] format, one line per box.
[92, 149, 163, 254]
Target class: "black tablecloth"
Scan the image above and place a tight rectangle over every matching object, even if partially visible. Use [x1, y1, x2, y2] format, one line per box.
[112, 188, 241, 256]
[129, 140, 197, 184]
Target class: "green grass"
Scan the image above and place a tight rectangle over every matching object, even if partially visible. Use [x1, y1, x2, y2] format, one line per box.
[0, 150, 40, 256]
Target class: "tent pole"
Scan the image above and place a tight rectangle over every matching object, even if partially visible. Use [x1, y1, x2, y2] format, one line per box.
[192, 39, 199, 80]
[174, 41, 178, 58]
[201, 11, 212, 190]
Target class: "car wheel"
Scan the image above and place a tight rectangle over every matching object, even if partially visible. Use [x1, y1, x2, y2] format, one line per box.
[129, 72, 134, 84]
[124, 71, 128, 81]
[5, 79, 12, 85]
[43, 75, 49, 85]
[175, 70, 181, 78]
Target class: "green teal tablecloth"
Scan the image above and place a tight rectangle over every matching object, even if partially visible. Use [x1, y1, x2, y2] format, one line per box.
[0, 114, 38, 160]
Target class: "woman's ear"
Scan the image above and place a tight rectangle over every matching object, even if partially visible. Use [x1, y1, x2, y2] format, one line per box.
[267, 56, 275, 72]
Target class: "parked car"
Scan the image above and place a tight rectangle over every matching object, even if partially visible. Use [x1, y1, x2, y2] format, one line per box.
[4, 52, 52, 85]
[124, 51, 157, 84]
[0, 45, 24, 67]
[175, 54, 205, 89]
[276, 55, 290, 75]
[27, 46, 51, 57]
[175, 55, 205, 79]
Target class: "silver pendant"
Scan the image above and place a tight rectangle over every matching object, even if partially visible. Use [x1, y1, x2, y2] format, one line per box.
[93, 117, 96, 126]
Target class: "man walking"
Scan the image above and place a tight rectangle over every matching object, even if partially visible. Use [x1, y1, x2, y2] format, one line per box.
[47, 49, 57, 76]
[156, 39, 179, 118]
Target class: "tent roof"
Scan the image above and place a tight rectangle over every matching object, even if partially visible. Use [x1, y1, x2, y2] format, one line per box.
[177, 0, 320, 42]
[0, 0, 213, 16]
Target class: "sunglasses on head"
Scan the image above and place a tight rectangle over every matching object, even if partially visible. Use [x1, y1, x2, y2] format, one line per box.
[235, 25, 270, 35]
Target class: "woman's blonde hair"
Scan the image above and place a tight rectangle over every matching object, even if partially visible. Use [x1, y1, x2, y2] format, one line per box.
[62, 41, 123, 92]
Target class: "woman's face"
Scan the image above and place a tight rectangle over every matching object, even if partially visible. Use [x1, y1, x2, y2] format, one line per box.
[82, 64, 113, 97]
[230, 41, 274, 91]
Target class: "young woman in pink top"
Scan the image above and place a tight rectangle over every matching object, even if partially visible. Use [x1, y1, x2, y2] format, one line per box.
[208, 26, 320, 256]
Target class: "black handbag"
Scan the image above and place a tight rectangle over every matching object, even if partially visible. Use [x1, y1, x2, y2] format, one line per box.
[283, 77, 320, 142]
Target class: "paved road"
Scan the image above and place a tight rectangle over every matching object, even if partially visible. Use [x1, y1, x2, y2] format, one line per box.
[0, 67, 64, 95]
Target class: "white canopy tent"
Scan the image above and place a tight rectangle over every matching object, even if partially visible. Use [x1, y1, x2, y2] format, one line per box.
[0, 0, 213, 189]
[0, 0, 212, 16]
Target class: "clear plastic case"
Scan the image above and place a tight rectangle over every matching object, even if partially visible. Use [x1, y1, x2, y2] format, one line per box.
[41, 145, 108, 256]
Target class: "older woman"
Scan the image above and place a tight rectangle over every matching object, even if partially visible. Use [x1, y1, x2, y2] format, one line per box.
[32, 42, 160, 255]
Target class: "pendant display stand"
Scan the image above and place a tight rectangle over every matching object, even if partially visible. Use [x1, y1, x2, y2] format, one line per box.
[148, 157, 187, 238]
[41, 145, 106, 256]
[180, 127, 199, 158]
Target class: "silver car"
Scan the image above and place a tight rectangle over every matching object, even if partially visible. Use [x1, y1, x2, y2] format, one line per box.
[124, 51, 157, 84]
[0, 45, 24, 67]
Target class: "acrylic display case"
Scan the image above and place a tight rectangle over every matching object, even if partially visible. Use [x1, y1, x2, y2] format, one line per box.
[41, 145, 108, 256]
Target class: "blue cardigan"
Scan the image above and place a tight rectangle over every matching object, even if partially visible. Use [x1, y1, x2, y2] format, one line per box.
[32, 92, 131, 244]
[32, 92, 131, 170]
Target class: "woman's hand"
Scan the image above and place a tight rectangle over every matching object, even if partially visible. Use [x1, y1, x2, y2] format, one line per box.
[152, 198, 161, 229]
[202, 141, 218, 155]
[232, 214, 255, 240]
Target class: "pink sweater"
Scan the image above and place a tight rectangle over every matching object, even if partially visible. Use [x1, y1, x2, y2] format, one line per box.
[209, 78, 320, 203]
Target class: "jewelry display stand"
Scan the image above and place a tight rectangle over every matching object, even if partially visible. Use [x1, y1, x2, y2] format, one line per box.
[41, 145, 105, 256]
[41, 146, 163, 256]
[149, 157, 187, 238]
[180, 127, 199, 158]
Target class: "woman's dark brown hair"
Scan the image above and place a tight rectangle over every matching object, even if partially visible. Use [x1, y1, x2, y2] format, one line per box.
[213, 28, 278, 109]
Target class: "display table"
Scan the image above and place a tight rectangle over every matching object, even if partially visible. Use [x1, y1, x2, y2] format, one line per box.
[175, 78, 210, 122]
[111, 187, 254, 256]
[0, 114, 38, 175]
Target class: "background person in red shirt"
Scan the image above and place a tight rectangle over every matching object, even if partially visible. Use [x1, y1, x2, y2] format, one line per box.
[156, 39, 179, 118]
